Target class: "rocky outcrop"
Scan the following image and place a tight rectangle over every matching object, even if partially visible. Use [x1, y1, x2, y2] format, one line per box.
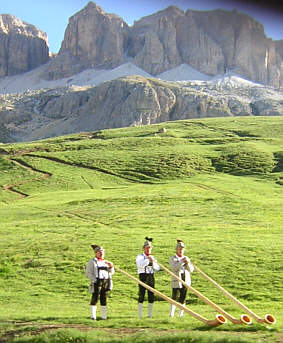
[128, 6, 224, 76]
[0, 14, 49, 77]
[275, 40, 283, 89]
[129, 8, 282, 87]
[41, 2, 129, 80]
[43, 2, 283, 88]
[1, 2, 282, 87]
[275, 40, 283, 58]
[187, 10, 281, 88]
[127, 6, 184, 75]
[0, 75, 282, 142]
[60, 1, 128, 67]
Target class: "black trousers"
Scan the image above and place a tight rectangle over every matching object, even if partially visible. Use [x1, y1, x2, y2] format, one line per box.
[172, 273, 187, 304]
[90, 279, 110, 306]
[172, 287, 187, 304]
[138, 273, 155, 303]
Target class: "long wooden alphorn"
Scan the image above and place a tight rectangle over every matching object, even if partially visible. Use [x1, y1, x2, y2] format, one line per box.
[114, 265, 227, 327]
[193, 264, 276, 325]
[157, 260, 251, 325]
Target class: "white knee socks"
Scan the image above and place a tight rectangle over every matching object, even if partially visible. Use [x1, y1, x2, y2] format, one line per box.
[148, 303, 153, 318]
[179, 304, 185, 317]
[138, 303, 153, 318]
[138, 303, 143, 318]
[90, 305, 97, 320]
[101, 305, 107, 320]
[170, 304, 176, 317]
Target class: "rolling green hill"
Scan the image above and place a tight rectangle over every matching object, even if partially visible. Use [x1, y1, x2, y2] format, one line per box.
[0, 116, 282, 343]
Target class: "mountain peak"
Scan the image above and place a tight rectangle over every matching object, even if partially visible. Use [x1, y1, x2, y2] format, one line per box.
[0, 14, 47, 39]
[161, 5, 184, 15]
[82, 1, 105, 14]
[0, 14, 49, 77]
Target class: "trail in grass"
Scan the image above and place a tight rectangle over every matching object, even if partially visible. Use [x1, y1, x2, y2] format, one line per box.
[2, 158, 52, 199]
[30, 204, 107, 226]
[189, 182, 240, 198]
[25, 153, 155, 184]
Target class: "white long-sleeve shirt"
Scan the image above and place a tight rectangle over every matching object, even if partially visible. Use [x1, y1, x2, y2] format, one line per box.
[136, 253, 160, 274]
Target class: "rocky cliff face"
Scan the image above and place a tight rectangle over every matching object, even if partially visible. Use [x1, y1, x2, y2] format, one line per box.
[0, 14, 49, 77]
[127, 6, 225, 76]
[275, 40, 283, 87]
[183, 9, 280, 88]
[1, 75, 282, 142]
[1, 2, 282, 88]
[45, 2, 282, 88]
[60, 2, 128, 66]
[42, 2, 129, 80]
[127, 7, 283, 88]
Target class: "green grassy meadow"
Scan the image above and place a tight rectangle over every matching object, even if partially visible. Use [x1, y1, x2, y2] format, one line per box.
[0, 116, 282, 343]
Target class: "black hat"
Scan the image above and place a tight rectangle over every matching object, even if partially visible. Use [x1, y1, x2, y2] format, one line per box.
[143, 237, 153, 248]
[91, 244, 104, 252]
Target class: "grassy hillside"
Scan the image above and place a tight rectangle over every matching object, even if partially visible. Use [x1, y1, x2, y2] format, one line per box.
[0, 116, 282, 343]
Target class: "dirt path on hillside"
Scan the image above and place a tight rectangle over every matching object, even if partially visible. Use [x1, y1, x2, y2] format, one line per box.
[0, 323, 143, 342]
[3, 152, 239, 200]
[1, 321, 281, 343]
[25, 153, 154, 184]
[190, 182, 240, 198]
[2, 158, 52, 199]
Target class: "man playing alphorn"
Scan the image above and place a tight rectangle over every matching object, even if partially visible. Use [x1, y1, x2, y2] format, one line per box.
[169, 239, 194, 317]
[136, 237, 160, 318]
[86, 244, 114, 320]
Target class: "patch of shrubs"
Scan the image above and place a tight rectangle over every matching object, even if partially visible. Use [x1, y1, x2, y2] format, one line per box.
[0, 156, 13, 171]
[23, 259, 42, 269]
[133, 153, 214, 179]
[0, 262, 14, 277]
[273, 151, 283, 172]
[212, 143, 275, 175]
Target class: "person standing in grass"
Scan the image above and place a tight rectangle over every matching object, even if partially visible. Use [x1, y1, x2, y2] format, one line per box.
[169, 239, 194, 318]
[136, 237, 160, 318]
[86, 244, 114, 320]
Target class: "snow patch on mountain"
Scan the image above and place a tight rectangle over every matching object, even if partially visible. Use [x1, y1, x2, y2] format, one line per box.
[0, 62, 218, 95]
[0, 62, 151, 94]
[157, 64, 212, 82]
[0, 61, 282, 105]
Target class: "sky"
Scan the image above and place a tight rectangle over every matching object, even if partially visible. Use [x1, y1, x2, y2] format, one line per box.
[1, 0, 283, 53]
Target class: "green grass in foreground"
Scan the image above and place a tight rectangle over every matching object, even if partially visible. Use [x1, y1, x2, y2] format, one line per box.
[9, 328, 278, 343]
[0, 116, 282, 343]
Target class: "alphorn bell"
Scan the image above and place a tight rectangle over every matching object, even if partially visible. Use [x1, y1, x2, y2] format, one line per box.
[114, 265, 227, 327]
[193, 264, 276, 325]
[157, 260, 252, 325]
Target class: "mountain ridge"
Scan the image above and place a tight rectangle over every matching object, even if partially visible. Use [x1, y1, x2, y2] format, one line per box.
[42, 2, 283, 88]
[0, 2, 283, 143]
[1, 73, 282, 143]
[1, 2, 283, 87]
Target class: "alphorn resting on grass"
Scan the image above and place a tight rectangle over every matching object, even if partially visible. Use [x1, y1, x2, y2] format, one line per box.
[157, 260, 252, 325]
[114, 265, 227, 327]
[193, 264, 276, 325]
